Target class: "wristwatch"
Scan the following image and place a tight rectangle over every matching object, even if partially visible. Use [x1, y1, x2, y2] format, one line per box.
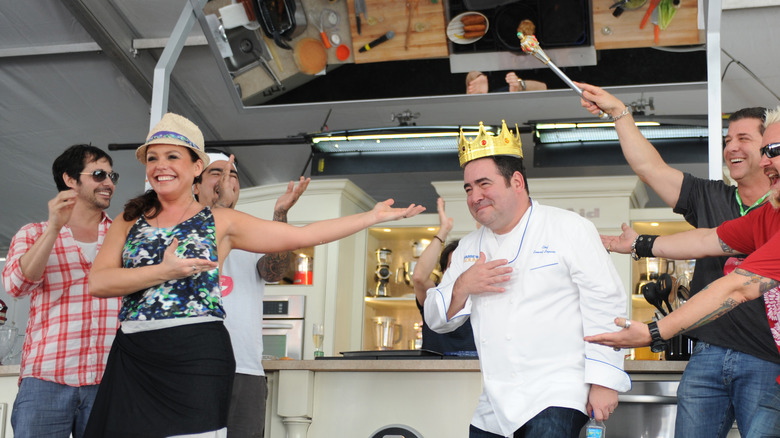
[647, 321, 668, 353]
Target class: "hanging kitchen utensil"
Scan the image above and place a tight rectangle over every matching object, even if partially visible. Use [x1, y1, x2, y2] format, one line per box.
[641, 282, 667, 316]
[657, 273, 674, 314]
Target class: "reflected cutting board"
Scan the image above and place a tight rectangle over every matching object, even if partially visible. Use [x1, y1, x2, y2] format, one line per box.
[593, 0, 702, 50]
[348, 0, 448, 64]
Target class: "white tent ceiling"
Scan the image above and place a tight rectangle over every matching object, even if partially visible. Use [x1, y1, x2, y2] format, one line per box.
[1, 0, 780, 252]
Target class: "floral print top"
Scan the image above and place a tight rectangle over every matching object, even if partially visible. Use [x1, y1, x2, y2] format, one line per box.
[119, 207, 224, 322]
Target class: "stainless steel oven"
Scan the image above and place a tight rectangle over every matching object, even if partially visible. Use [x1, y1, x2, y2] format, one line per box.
[262, 295, 305, 360]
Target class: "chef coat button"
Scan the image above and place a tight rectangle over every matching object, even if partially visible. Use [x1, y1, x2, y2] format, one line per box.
[511, 372, 517, 378]
[481, 338, 487, 344]
[505, 334, 512, 341]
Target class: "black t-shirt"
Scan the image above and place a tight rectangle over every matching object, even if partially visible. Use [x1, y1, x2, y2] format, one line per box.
[673, 173, 780, 363]
[416, 299, 477, 355]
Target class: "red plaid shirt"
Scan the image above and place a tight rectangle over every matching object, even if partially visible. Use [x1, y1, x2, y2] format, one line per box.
[2, 213, 120, 386]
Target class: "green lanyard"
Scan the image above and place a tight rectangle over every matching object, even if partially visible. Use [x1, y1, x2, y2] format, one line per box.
[735, 189, 771, 216]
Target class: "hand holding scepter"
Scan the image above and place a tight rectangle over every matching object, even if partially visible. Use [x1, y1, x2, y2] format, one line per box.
[516, 32, 609, 119]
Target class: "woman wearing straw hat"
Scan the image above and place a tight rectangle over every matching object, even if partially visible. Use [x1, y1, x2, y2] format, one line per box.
[83, 113, 425, 438]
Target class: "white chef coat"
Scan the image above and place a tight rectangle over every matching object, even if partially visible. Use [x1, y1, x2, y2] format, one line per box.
[425, 200, 631, 436]
[221, 249, 266, 376]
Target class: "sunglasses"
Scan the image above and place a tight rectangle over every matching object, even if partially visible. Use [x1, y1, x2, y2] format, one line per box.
[80, 170, 120, 184]
[760, 143, 780, 159]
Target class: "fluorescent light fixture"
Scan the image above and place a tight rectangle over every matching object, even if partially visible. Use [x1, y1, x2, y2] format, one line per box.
[535, 123, 714, 145]
[311, 125, 495, 154]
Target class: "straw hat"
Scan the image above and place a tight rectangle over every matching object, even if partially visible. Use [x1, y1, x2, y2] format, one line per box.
[136, 113, 209, 166]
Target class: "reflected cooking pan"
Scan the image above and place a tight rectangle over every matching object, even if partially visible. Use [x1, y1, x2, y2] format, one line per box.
[493, 2, 539, 53]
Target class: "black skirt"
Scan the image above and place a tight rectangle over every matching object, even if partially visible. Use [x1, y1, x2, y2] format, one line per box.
[85, 321, 235, 438]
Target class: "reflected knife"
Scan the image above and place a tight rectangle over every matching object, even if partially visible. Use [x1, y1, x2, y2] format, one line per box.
[355, 0, 366, 35]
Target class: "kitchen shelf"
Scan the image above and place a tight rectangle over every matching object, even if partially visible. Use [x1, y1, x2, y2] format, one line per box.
[365, 297, 418, 308]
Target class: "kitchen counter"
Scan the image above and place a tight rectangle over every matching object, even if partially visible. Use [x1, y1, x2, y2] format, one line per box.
[262, 358, 687, 373]
[1, 360, 687, 438]
[0, 364, 19, 377]
[0, 359, 688, 377]
[261, 358, 687, 438]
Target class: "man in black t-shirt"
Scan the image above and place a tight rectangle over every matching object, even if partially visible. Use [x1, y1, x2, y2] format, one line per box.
[579, 83, 779, 438]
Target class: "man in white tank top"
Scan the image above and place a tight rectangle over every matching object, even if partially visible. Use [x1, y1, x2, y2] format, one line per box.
[194, 150, 309, 438]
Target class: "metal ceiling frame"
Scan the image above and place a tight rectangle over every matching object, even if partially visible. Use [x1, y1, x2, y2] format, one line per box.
[706, 0, 724, 181]
[61, 0, 219, 140]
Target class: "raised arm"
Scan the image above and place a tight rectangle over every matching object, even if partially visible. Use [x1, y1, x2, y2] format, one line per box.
[257, 177, 311, 282]
[577, 82, 684, 207]
[412, 197, 453, 306]
[220, 199, 426, 256]
[17, 191, 78, 282]
[602, 223, 728, 260]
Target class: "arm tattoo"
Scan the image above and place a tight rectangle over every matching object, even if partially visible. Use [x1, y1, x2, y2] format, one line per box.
[258, 207, 290, 281]
[258, 252, 290, 282]
[735, 268, 780, 296]
[718, 238, 735, 254]
[273, 210, 288, 222]
[674, 268, 780, 336]
[675, 283, 741, 335]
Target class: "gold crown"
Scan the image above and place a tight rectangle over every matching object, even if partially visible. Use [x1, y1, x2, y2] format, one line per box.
[458, 120, 523, 167]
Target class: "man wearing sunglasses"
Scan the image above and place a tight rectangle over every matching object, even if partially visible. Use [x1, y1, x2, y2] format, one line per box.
[578, 82, 777, 438]
[590, 105, 780, 437]
[194, 150, 309, 438]
[2, 144, 121, 438]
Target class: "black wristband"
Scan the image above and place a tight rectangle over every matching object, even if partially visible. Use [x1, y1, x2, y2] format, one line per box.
[648, 321, 668, 353]
[634, 234, 658, 259]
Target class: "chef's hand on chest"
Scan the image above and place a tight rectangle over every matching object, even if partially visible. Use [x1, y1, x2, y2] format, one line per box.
[453, 252, 513, 300]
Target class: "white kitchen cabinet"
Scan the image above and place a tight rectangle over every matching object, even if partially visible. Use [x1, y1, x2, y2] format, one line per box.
[237, 179, 377, 358]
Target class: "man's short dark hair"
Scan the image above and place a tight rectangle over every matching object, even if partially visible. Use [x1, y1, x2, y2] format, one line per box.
[52, 144, 113, 191]
[729, 107, 767, 135]
[490, 155, 529, 194]
[439, 240, 460, 274]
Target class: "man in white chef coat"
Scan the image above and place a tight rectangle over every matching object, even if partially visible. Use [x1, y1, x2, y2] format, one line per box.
[424, 121, 631, 438]
[194, 150, 309, 438]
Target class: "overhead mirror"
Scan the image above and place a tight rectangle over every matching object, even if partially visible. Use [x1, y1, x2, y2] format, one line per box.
[195, 0, 705, 110]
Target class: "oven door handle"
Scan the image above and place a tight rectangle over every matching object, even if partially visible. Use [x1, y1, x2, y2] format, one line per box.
[263, 322, 296, 330]
[618, 394, 678, 404]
